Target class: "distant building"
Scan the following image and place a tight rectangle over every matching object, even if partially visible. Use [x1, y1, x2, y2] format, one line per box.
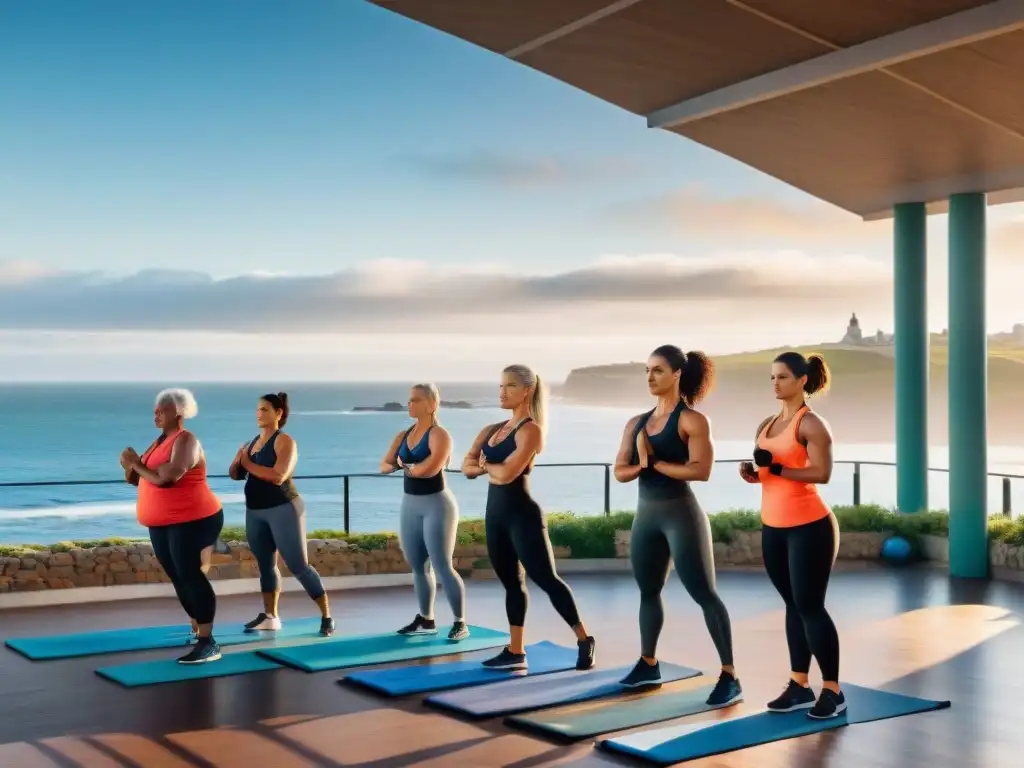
[840, 313, 893, 346]
[838, 314, 1024, 347]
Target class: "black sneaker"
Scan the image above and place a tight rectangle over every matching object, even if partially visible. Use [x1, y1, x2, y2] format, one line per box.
[448, 621, 469, 641]
[766, 680, 817, 713]
[397, 614, 437, 635]
[705, 670, 743, 708]
[481, 646, 527, 670]
[576, 636, 596, 670]
[177, 636, 221, 664]
[319, 617, 336, 637]
[808, 688, 847, 720]
[619, 658, 662, 688]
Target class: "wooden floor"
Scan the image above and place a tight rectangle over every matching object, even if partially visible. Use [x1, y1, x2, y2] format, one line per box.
[0, 566, 1020, 767]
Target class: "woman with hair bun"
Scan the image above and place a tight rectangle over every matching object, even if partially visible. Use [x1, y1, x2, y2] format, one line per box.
[229, 392, 334, 637]
[613, 346, 741, 708]
[121, 387, 224, 664]
[739, 351, 844, 720]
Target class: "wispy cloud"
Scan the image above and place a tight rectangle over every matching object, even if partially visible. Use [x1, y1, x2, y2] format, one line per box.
[400, 150, 644, 187]
[0, 251, 892, 335]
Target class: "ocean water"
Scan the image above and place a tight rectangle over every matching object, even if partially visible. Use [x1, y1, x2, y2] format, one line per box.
[2, 383, 1023, 545]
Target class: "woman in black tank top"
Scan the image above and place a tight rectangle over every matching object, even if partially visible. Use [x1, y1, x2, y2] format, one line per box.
[462, 364, 596, 672]
[612, 345, 741, 706]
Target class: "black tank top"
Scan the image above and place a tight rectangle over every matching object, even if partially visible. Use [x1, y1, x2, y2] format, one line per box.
[244, 431, 300, 509]
[631, 400, 691, 500]
[396, 425, 446, 495]
[482, 418, 534, 481]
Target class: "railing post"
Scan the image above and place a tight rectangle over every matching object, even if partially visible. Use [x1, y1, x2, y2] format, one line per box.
[853, 462, 861, 506]
[1003, 477, 1011, 516]
[603, 464, 611, 516]
[343, 475, 350, 534]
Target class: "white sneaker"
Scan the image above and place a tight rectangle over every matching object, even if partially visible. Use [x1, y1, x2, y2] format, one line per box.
[244, 612, 282, 631]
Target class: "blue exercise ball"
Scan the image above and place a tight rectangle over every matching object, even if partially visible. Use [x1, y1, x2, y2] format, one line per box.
[881, 536, 913, 565]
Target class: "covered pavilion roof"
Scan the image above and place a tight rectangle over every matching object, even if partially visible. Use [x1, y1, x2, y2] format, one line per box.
[371, 0, 1024, 220]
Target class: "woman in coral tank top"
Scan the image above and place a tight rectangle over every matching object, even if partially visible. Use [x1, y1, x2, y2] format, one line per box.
[739, 351, 845, 720]
[120, 388, 224, 664]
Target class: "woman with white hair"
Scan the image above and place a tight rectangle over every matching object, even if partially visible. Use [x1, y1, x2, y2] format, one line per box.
[462, 364, 596, 672]
[120, 387, 224, 665]
[380, 383, 468, 641]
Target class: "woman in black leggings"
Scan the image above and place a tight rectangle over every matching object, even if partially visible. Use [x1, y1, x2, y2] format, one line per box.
[613, 345, 740, 706]
[740, 351, 844, 719]
[462, 364, 596, 672]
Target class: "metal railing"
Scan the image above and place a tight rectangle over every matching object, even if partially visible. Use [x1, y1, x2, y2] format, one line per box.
[2, 459, 1021, 534]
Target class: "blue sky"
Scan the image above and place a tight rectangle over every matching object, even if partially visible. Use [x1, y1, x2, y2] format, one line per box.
[1, 0, 1022, 380]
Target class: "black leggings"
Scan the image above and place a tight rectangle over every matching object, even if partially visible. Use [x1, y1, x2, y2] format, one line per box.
[149, 510, 224, 626]
[761, 513, 840, 681]
[630, 490, 733, 665]
[485, 480, 581, 628]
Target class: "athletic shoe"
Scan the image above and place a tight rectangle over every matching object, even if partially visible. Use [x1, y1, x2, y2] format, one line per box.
[448, 621, 469, 641]
[619, 658, 662, 688]
[808, 688, 847, 720]
[177, 636, 221, 664]
[766, 680, 817, 712]
[397, 614, 437, 635]
[576, 636, 596, 670]
[319, 617, 336, 637]
[244, 612, 282, 632]
[705, 670, 744, 708]
[481, 646, 527, 670]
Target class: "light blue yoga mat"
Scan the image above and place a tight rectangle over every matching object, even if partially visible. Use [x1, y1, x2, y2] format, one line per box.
[5, 616, 325, 661]
[341, 640, 578, 696]
[598, 683, 951, 765]
[258, 624, 509, 672]
[424, 661, 702, 719]
[96, 649, 284, 687]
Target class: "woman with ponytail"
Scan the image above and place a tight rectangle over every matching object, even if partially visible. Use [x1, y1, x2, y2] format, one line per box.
[613, 345, 741, 705]
[229, 392, 334, 637]
[739, 351, 844, 720]
[462, 364, 596, 672]
[380, 383, 468, 641]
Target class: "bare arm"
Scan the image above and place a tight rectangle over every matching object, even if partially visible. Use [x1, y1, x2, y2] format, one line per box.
[241, 434, 298, 486]
[228, 442, 248, 481]
[124, 466, 140, 486]
[482, 422, 541, 485]
[651, 409, 714, 482]
[462, 423, 499, 479]
[380, 431, 405, 474]
[405, 427, 453, 478]
[779, 413, 833, 484]
[613, 415, 644, 483]
[131, 433, 200, 487]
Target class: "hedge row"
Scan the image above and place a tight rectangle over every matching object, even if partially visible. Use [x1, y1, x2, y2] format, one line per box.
[3, 505, 1022, 559]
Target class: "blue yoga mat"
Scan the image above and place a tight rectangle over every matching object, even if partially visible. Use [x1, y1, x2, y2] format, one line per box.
[341, 640, 578, 696]
[424, 661, 702, 719]
[598, 683, 951, 765]
[96, 649, 284, 687]
[258, 624, 509, 672]
[5, 616, 325, 661]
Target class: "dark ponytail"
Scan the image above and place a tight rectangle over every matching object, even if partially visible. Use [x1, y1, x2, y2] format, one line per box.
[261, 391, 290, 426]
[651, 345, 716, 406]
[773, 352, 831, 396]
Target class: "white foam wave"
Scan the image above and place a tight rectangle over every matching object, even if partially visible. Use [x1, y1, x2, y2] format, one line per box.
[0, 492, 249, 521]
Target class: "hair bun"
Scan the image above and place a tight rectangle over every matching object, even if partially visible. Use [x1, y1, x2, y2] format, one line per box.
[277, 392, 288, 403]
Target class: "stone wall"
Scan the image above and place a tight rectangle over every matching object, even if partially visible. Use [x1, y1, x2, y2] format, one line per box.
[3, 531, 1023, 592]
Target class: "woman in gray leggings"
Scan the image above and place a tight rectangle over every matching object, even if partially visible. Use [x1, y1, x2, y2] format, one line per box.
[380, 383, 468, 641]
[229, 392, 335, 636]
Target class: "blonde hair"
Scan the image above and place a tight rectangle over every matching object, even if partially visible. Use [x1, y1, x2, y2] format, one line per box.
[412, 382, 440, 424]
[503, 364, 547, 450]
[155, 388, 199, 420]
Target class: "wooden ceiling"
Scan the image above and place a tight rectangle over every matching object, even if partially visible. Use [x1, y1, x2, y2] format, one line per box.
[370, 0, 1024, 220]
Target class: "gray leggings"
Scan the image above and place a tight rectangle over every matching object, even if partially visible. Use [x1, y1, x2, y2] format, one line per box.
[246, 497, 326, 600]
[630, 489, 734, 665]
[398, 489, 466, 620]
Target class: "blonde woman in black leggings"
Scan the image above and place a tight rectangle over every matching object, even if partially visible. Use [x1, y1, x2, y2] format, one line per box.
[462, 364, 596, 672]
[613, 345, 740, 706]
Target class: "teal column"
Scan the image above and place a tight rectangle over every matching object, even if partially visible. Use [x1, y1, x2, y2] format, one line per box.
[893, 202, 929, 514]
[947, 192, 989, 579]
